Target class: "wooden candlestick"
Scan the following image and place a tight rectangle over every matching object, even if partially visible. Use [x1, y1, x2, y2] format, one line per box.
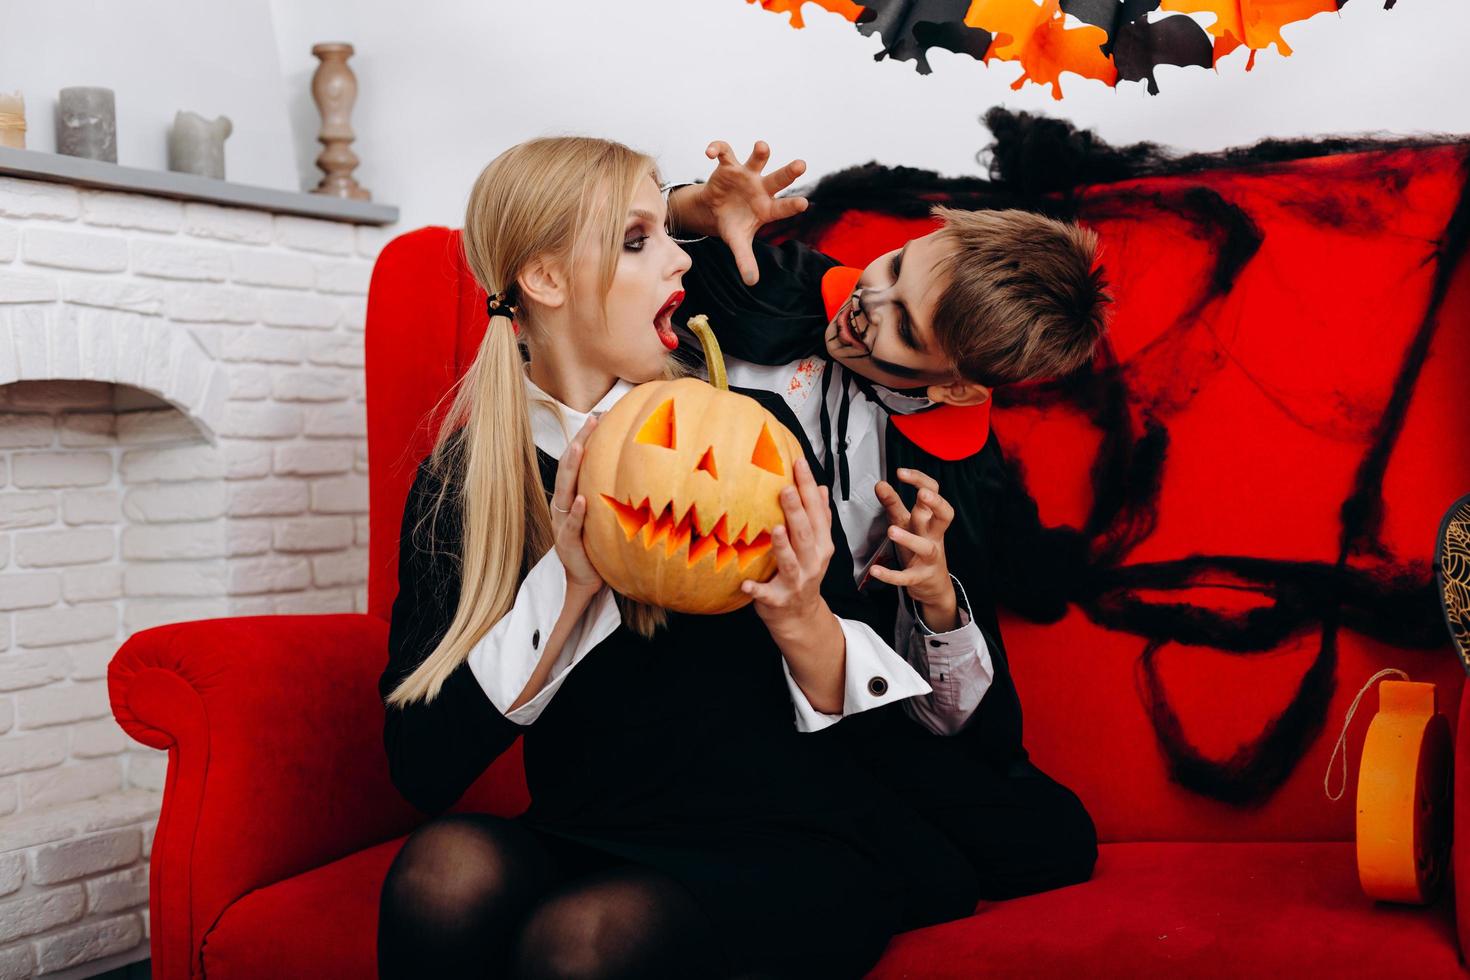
[310, 43, 370, 200]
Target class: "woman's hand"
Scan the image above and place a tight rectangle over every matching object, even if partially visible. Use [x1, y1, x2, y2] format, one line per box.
[676, 139, 810, 286]
[870, 468, 960, 629]
[551, 415, 604, 595]
[742, 458, 834, 631]
[745, 458, 847, 713]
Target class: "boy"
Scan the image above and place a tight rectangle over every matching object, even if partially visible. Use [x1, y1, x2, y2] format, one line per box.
[667, 140, 1109, 901]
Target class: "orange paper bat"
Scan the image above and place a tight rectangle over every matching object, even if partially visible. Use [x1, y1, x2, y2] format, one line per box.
[965, 0, 1116, 99]
[1159, 0, 1339, 57]
[747, 0, 867, 29]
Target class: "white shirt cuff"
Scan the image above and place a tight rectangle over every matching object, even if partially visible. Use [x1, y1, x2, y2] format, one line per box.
[897, 575, 994, 736]
[781, 617, 932, 733]
[466, 548, 621, 725]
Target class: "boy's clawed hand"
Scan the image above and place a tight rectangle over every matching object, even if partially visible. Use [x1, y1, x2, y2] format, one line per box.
[870, 468, 960, 630]
[692, 140, 809, 287]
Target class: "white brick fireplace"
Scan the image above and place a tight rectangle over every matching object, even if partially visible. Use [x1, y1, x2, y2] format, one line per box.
[0, 173, 389, 978]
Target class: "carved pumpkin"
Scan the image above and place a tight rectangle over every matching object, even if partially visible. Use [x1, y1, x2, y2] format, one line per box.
[577, 316, 804, 614]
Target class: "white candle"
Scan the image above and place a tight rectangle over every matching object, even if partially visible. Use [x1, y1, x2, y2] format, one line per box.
[0, 91, 24, 150]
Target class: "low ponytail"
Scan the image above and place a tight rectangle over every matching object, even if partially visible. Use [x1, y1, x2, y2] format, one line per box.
[386, 301, 553, 707]
[387, 137, 665, 707]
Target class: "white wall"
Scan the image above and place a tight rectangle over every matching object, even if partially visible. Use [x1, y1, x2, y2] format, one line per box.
[270, 0, 1470, 232]
[3, 1, 1469, 234]
[0, 0, 298, 189]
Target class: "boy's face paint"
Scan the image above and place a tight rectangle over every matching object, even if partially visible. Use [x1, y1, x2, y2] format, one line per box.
[822, 230, 963, 395]
[569, 176, 692, 384]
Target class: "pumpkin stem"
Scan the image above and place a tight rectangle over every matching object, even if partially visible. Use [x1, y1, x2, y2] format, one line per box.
[685, 315, 727, 391]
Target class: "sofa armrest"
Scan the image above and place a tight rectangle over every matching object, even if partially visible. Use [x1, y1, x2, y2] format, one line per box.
[109, 613, 422, 980]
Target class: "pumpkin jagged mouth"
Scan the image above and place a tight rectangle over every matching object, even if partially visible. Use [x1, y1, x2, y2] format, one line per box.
[600, 496, 773, 571]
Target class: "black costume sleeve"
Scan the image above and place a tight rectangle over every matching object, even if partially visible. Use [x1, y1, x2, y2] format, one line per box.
[889, 430, 1095, 765]
[380, 453, 523, 815]
[675, 236, 839, 365]
[891, 435, 1017, 762]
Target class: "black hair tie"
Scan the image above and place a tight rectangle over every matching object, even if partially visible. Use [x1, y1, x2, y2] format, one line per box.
[486, 290, 520, 320]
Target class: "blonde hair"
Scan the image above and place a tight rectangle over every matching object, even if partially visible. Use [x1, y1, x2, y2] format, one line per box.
[929, 207, 1110, 386]
[387, 136, 670, 707]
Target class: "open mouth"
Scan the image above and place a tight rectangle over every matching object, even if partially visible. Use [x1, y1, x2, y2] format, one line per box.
[654, 291, 684, 351]
[836, 298, 869, 354]
[600, 495, 773, 571]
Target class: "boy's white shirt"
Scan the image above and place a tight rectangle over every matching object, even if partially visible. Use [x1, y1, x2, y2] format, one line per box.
[466, 368, 932, 732]
[719, 354, 995, 737]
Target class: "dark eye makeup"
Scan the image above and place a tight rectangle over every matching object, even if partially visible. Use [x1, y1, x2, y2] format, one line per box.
[870, 357, 927, 382]
[887, 250, 919, 350]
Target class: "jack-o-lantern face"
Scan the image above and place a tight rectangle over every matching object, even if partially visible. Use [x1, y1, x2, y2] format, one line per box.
[577, 376, 804, 614]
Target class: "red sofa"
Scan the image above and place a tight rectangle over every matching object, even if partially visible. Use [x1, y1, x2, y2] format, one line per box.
[111, 143, 1470, 978]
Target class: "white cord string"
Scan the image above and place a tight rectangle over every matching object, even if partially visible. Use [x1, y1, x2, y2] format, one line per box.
[1324, 667, 1411, 801]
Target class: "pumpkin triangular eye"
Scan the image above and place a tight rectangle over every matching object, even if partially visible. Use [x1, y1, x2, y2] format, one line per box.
[635, 399, 676, 449]
[751, 424, 784, 475]
[695, 447, 718, 479]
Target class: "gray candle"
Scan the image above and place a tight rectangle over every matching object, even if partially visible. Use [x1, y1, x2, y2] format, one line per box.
[57, 86, 117, 162]
[168, 111, 232, 179]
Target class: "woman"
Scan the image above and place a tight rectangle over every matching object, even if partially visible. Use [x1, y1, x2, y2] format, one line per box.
[376, 137, 977, 979]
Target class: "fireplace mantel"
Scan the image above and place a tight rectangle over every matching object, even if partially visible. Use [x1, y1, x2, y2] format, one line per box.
[0, 147, 397, 226]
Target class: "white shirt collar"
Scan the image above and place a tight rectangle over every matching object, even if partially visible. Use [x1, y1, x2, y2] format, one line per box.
[523, 369, 633, 458]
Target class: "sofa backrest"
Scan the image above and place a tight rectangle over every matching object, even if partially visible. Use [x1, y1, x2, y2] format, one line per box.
[365, 227, 486, 621]
[364, 143, 1470, 841]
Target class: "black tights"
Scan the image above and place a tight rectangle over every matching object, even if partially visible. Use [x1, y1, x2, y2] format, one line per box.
[377, 814, 729, 980]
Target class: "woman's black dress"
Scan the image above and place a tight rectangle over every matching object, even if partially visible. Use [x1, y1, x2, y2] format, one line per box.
[380, 402, 977, 978]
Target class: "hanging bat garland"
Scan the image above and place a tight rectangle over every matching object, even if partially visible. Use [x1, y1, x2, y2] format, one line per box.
[747, 0, 1397, 97]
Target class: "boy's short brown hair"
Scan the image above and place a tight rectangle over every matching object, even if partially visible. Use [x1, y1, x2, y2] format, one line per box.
[929, 207, 1110, 387]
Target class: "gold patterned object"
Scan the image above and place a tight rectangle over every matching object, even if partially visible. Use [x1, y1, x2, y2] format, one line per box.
[1435, 492, 1470, 675]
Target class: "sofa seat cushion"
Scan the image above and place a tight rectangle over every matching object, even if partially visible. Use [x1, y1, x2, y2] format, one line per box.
[202, 838, 1460, 978]
[202, 835, 404, 979]
[872, 841, 1461, 978]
